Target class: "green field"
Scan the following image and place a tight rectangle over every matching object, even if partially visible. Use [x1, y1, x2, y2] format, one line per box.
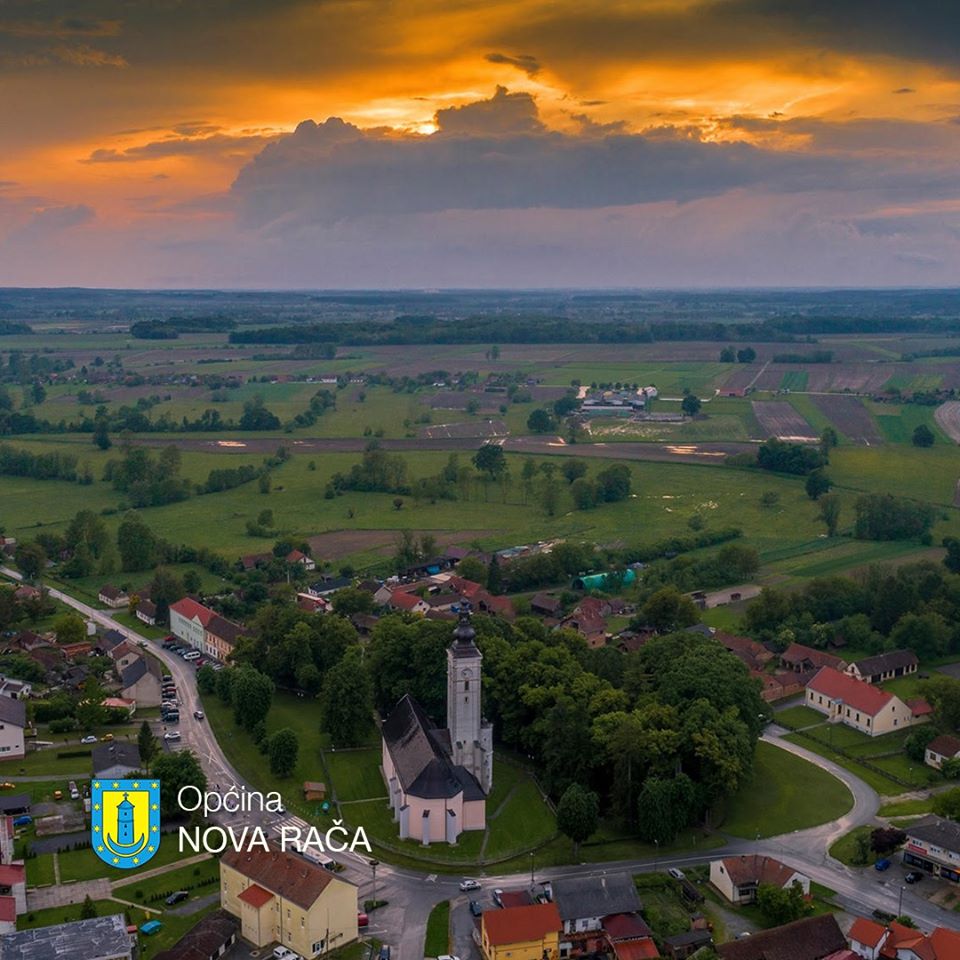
[324, 749, 387, 803]
[779, 371, 809, 391]
[424, 900, 451, 956]
[828, 825, 873, 866]
[113, 856, 218, 906]
[57, 838, 186, 882]
[719, 741, 854, 838]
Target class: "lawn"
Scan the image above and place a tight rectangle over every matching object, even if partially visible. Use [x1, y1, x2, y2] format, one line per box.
[878, 796, 934, 818]
[25, 852, 56, 886]
[634, 874, 695, 940]
[719, 741, 853, 838]
[324, 748, 386, 803]
[424, 900, 450, 957]
[113, 856, 218, 907]
[773, 706, 826, 730]
[483, 779, 557, 859]
[828, 825, 873, 866]
[57, 835, 186, 882]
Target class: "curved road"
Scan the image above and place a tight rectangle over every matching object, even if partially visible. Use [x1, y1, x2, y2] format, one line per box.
[5, 568, 958, 954]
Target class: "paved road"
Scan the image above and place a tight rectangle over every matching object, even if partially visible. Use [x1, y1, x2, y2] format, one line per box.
[6, 566, 960, 956]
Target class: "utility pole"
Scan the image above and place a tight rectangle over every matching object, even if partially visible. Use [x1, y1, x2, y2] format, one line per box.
[369, 858, 379, 907]
[530, 851, 535, 888]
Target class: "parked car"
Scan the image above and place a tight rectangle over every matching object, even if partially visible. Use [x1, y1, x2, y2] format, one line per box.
[100, 734, 113, 742]
[668, 868, 686, 880]
[492, 888, 504, 907]
[437, 955, 461, 960]
[183, 651, 201, 661]
[165, 891, 189, 905]
[193, 710, 204, 720]
[459, 878, 481, 892]
[273, 949, 295, 960]
[12, 815, 31, 827]
[905, 871, 924, 884]
[161, 674, 173, 683]
[53, 790, 63, 800]
[357, 912, 369, 927]
[69, 780, 79, 800]
[469, 900, 483, 917]
[378, 946, 390, 960]
[137, 640, 148, 648]
[164, 731, 181, 742]
[80, 735, 97, 744]
[874, 859, 891, 871]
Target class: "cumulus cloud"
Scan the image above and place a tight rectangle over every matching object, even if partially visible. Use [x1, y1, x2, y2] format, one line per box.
[83, 132, 275, 164]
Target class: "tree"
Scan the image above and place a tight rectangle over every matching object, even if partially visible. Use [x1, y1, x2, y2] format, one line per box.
[240, 396, 281, 430]
[871, 827, 906, 854]
[183, 569, 201, 594]
[640, 587, 698, 633]
[53, 612, 86, 646]
[231, 667, 274, 731]
[923, 675, 960, 730]
[932, 787, 960, 820]
[944, 537, 960, 574]
[538, 477, 560, 517]
[736, 347, 756, 364]
[331, 588, 374, 617]
[138, 720, 159, 773]
[153, 750, 207, 819]
[14, 542, 46, 581]
[472, 444, 507, 480]
[259, 472, 272, 494]
[196, 664, 217, 694]
[527, 408, 556, 433]
[681, 394, 702, 416]
[819, 493, 841, 537]
[562, 459, 588, 484]
[268, 728, 299, 777]
[635, 774, 695, 844]
[854, 494, 935, 542]
[322, 646, 374, 745]
[820, 427, 839, 458]
[942, 758, 960, 780]
[595, 464, 631, 502]
[117, 513, 159, 571]
[912, 424, 935, 447]
[456, 557, 487, 583]
[570, 478, 596, 510]
[556, 783, 599, 857]
[756, 883, 810, 925]
[80, 895, 97, 919]
[851, 829, 873, 865]
[486, 554, 503, 594]
[890, 611, 950, 659]
[805, 470, 833, 500]
[719, 347, 736, 362]
[93, 416, 111, 451]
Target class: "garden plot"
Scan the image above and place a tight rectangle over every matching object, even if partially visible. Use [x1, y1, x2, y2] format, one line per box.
[809, 395, 884, 445]
[752, 401, 818, 441]
[420, 419, 509, 439]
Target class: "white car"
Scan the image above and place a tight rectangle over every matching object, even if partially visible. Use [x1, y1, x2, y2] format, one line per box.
[459, 878, 481, 892]
[273, 948, 301, 960]
[80, 735, 97, 745]
[183, 650, 201, 661]
[437, 955, 461, 960]
[163, 731, 181, 742]
[667, 868, 686, 880]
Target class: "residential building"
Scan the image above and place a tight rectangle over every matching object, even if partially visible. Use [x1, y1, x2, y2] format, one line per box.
[286, 549, 316, 571]
[101, 697, 136, 717]
[663, 929, 714, 959]
[925, 734, 960, 770]
[902, 815, 960, 882]
[136, 598, 157, 625]
[0, 914, 134, 959]
[205, 613, 245, 661]
[845, 650, 918, 684]
[781, 643, 846, 674]
[804, 666, 928, 736]
[97, 585, 128, 609]
[387, 590, 430, 615]
[92, 742, 142, 779]
[119, 655, 163, 707]
[220, 844, 358, 957]
[170, 597, 215, 652]
[709, 855, 810, 905]
[480, 902, 562, 960]
[307, 575, 353, 597]
[551, 874, 641, 936]
[153, 908, 239, 960]
[602, 913, 658, 960]
[0, 699, 26, 761]
[381, 605, 491, 844]
[530, 593, 563, 617]
[849, 917, 960, 960]
[0, 676, 30, 700]
[716, 914, 846, 960]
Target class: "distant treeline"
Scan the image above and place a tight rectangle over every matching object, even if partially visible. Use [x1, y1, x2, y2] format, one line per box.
[130, 317, 237, 339]
[0, 321, 32, 335]
[0, 444, 81, 482]
[771, 350, 834, 364]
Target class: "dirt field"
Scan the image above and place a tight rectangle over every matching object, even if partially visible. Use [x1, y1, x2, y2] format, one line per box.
[751, 401, 818, 441]
[935, 401, 960, 443]
[809, 395, 884, 445]
[420, 420, 508, 439]
[429, 391, 503, 411]
[306, 528, 496, 561]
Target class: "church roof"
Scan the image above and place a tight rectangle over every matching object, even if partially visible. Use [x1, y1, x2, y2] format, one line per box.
[381, 694, 484, 800]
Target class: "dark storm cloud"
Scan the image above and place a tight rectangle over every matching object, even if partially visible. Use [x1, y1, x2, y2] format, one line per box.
[485, 52, 541, 76]
[83, 132, 275, 163]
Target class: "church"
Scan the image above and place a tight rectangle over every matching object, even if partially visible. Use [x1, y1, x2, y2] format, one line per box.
[380, 602, 493, 844]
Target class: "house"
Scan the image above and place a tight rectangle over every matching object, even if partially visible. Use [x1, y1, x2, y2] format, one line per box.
[220, 844, 358, 956]
[205, 613, 245, 662]
[96, 628, 127, 654]
[92, 742, 142, 779]
[97, 585, 128, 609]
[849, 918, 960, 960]
[119, 655, 163, 707]
[480, 902, 562, 960]
[101, 697, 136, 717]
[297, 593, 329, 614]
[531, 593, 563, 617]
[663, 929, 714, 960]
[60, 642, 92, 659]
[845, 650, 918, 684]
[307, 575, 353, 597]
[286, 549, 316, 571]
[13, 585, 40, 602]
[170, 597, 215, 652]
[388, 591, 430, 615]
[0, 913, 134, 960]
[717, 914, 846, 960]
[804, 666, 928, 737]
[0, 676, 31, 700]
[902, 815, 960, 882]
[603, 913, 658, 960]
[925, 734, 960, 770]
[0, 699, 26, 761]
[552, 874, 641, 936]
[135, 598, 157, 626]
[781, 643, 845, 674]
[709, 855, 810, 905]
[239, 552, 272, 571]
[106, 642, 138, 672]
[716, 633, 774, 672]
[26, 645, 63, 673]
[152, 909, 239, 960]
[381, 606, 491, 844]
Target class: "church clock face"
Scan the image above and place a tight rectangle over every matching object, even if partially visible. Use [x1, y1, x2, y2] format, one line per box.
[461, 668, 473, 680]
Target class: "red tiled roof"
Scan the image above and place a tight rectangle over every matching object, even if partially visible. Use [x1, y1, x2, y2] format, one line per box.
[287, 550, 307, 562]
[907, 698, 933, 717]
[849, 918, 886, 949]
[170, 597, 214, 627]
[604, 913, 654, 941]
[221, 845, 340, 911]
[0, 863, 25, 885]
[613, 939, 659, 960]
[879, 922, 931, 960]
[391, 591, 425, 611]
[716, 855, 801, 889]
[782, 643, 844, 670]
[930, 927, 960, 959]
[500, 891, 534, 908]
[237, 883, 274, 908]
[927, 734, 960, 758]
[806, 666, 893, 717]
[484, 903, 561, 947]
[0, 895, 15, 922]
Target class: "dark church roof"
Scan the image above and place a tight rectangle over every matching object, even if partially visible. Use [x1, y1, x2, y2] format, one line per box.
[381, 694, 484, 801]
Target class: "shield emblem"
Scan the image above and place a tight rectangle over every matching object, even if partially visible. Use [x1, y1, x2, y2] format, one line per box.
[91, 779, 161, 870]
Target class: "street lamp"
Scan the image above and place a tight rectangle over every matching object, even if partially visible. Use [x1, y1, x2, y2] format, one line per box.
[654, 839, 659, 874]
[530, 851, 535, 888]
[369, 859, 379, 908]
[898, 885, 906, 917]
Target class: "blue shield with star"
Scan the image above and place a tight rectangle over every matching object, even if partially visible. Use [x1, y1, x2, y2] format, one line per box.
[91, 778, 161, 870]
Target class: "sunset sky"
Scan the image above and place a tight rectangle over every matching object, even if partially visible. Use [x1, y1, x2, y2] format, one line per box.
[2, 0, 960, 288]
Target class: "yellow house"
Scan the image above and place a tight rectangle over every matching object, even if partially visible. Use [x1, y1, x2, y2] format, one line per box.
[220, 845, 358, 958]
[481, 903, 562, 960]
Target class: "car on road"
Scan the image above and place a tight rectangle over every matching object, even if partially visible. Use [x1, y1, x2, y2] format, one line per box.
[459, 878, 481, 891]
[874, 859, 891, 871]
[12, 815, 31, 827]
[667, 868, 686, 880]
[437, 955, 461, 960]
[492, 888, 504, 907]
[193, 710, 204, 720]
[100, 733, 113, 742]
[80, 735, 97, 744]
[165, 890, 189, 905]
[164, 731, 181, 742]
[469, 900, 483, 917]
[137, 640, 148, 648]
[905, 871, 924, 884]
[357, 912, 369, 927]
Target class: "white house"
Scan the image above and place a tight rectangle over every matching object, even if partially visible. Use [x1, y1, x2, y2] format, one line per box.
[0, 700, 26, 762]
[169, 597, 214, 651]
[709, 855, 810, 905]
[925, 734, 960, 770]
